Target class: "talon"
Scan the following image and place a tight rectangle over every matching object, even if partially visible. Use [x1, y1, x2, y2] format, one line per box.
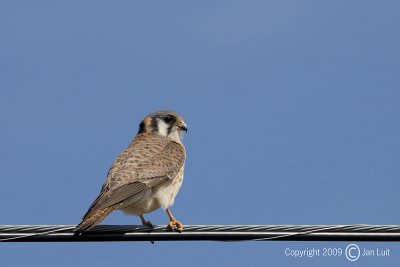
[140, 215, 153, 229]
[165, 208, 183, 232]
[168, 220, 183, 232]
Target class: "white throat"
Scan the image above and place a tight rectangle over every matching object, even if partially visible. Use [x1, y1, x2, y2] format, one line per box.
[168, 127, 183, 143]
[156, 118, 183, 143]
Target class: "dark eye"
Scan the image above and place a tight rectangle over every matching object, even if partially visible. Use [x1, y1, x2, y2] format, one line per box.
[163, 115, 175, 124]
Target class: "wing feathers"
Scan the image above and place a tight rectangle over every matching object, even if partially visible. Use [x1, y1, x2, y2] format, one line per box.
[74, 133, 186, 232]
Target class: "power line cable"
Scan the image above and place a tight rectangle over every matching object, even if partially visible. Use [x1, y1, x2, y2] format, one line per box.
[1, 224, 400, 242]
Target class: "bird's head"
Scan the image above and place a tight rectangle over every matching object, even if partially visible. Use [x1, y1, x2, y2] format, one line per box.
[138, 110, 188, 142]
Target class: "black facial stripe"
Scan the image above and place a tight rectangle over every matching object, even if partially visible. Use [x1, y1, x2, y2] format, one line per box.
[167, 124, 173, 135]
[138, 121, 145, 134]
[151, 117, 158, 134]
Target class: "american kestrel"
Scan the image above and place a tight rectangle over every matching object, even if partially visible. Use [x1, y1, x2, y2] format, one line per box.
[74, 110, 187, 232]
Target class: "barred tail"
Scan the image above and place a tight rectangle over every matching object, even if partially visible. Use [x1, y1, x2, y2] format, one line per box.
[74, 204, 121, 233]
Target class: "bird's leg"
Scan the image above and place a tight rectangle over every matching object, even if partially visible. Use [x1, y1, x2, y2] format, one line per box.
[166, 208, 183, 232]
[140, 214, 153, 228]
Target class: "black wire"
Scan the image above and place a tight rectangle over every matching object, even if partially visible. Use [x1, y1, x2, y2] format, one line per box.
[1, 224, 400, 242]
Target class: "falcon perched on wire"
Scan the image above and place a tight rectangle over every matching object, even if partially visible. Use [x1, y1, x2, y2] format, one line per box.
[74, 110, 188, 232]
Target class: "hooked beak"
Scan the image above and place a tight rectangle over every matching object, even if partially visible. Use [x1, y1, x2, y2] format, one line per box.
[178, 121, 188, 132]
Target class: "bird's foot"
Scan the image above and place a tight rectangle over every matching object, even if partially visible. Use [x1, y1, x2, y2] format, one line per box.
[143, 220, 153, 228]
[168, 219, 183, 232]
[140, 215, 153, 229]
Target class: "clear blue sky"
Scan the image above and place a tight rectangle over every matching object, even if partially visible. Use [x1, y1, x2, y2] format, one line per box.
[1, 1, 399, 266]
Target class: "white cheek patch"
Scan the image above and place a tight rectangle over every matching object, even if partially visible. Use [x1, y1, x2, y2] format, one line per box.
[156, 119, 169, 137]
[168, 127, 181, 141]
